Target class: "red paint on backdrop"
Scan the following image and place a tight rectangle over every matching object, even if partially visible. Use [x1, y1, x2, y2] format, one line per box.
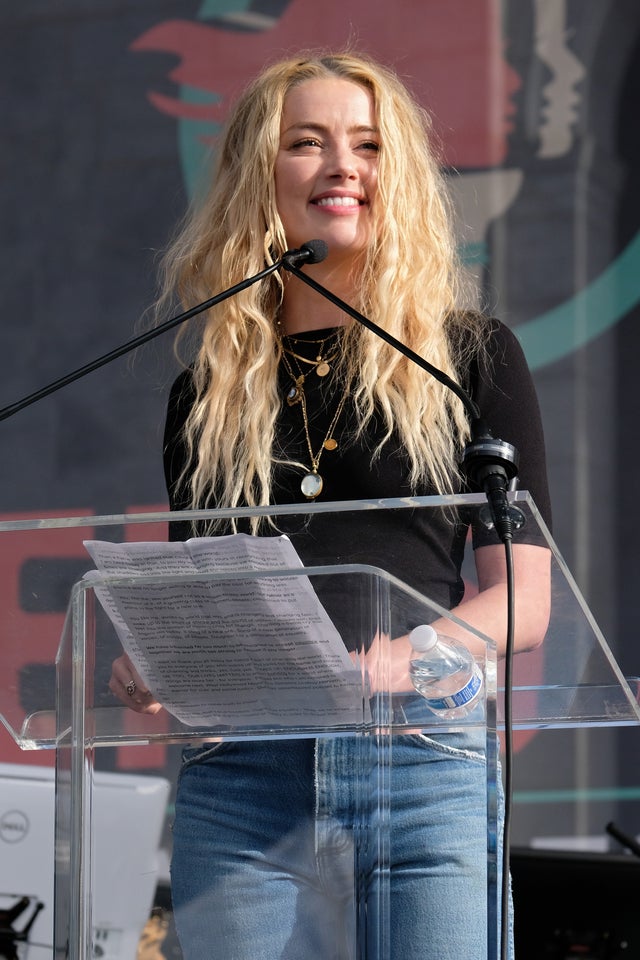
[0, 511, 94, 766]
[131, 0, 520, 168]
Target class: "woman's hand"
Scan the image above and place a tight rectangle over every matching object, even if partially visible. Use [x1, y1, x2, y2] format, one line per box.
[351, 632, 416, 695]
[108, 653, 163, 715]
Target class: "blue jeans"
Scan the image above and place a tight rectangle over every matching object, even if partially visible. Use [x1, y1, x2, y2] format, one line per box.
[170, 724, 509, 959]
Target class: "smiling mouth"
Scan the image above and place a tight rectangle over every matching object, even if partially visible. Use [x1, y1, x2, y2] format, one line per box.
[313, 196, 364, 207]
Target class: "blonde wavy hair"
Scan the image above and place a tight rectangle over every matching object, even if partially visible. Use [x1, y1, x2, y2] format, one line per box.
[158, 50, 485, 515]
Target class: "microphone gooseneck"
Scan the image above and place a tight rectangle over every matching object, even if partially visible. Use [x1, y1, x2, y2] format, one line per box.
[282, 248, 481, 422]
[0, 243, 321, 425]
[282, 245, 521, 543]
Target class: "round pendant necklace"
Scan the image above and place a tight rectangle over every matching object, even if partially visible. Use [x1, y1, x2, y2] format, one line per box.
[280, 346, 349, 499]
[297, 386, 350, 499]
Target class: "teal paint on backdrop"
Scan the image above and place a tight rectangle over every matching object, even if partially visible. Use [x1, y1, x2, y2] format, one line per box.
[177, 86, 222, 200]
[514, 785, 640, 804]
[515, 230, 640, 371]
[200, 0, 249, 15]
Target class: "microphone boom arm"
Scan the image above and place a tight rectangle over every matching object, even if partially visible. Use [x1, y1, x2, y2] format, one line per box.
[283, 255, 521, 544]
[0, 261, 282, 423]
[282, 259, 481, 422]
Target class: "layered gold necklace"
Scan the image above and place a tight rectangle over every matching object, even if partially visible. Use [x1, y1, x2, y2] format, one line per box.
[282, 331, 341, 384]
[279, 331, 350, 499]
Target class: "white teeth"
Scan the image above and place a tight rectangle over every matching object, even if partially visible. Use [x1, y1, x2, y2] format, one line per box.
[315, 196, 361, 207]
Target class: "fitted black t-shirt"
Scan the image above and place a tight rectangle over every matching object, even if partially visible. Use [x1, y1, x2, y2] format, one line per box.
[163, 320, 552, 628]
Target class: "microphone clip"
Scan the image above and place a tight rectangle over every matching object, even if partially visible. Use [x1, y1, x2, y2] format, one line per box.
[462, 419, 523, 542]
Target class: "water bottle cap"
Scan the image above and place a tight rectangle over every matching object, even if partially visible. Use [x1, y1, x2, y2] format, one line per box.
[409, 624, 438, 652]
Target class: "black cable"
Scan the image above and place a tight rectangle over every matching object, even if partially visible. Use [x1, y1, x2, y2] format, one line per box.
[500, 536, 515, 960]
[605, 820, 640, 858]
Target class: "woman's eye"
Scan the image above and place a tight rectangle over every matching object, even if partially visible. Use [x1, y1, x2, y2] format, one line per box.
[291, 138, 321, 149]
[360, 141, 380, 152]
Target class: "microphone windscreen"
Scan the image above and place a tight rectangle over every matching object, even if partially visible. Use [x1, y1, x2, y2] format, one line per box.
[300, 239, 329, 264]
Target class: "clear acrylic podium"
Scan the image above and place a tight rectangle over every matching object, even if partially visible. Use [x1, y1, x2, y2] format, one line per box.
[0, 493, 638, 960]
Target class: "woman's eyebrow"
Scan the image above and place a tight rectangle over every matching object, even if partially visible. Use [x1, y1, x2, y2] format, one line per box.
[281, 122, 379, 136]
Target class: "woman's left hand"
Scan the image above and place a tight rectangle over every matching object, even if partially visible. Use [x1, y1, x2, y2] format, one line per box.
[351, 632, 416, 694]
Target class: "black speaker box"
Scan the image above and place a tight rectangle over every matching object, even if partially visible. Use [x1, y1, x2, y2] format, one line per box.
[510, 847, 640, 959]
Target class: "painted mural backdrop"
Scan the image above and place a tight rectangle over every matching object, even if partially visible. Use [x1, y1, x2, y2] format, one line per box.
[1, 1, 639, 846]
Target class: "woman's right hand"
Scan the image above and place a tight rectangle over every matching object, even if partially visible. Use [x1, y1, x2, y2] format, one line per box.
[108, 652, 163, 715]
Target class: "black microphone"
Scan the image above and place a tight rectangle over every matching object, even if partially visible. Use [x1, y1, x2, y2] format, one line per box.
[0, 244, 321, 424]
[282, 243, 521, 543]
[282, 239, 329, 267]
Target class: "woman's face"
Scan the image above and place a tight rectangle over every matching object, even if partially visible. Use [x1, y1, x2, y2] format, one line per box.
[274, 77, 379, 263]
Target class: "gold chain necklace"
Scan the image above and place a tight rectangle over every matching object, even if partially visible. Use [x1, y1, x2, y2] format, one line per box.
[282, 346, 340, 378]
[282, 331, 342, 378]
[280, 348, 350, 499]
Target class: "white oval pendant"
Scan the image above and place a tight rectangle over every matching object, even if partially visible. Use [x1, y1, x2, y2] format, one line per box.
[301, 472, 323, 499]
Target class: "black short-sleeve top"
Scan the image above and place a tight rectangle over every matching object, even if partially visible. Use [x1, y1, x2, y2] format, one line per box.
[163, 319, 552, 618]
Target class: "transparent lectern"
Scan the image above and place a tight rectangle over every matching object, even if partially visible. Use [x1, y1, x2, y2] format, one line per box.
[0, 493, 638, 960]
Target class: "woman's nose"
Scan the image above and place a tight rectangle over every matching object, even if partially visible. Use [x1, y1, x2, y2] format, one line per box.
[326, 144, 358, 178]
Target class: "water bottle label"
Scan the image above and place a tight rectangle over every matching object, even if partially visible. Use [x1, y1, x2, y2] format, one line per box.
[425, 670, 482, 711]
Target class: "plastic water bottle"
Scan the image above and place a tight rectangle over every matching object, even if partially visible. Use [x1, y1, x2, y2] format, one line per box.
[408, 624, 483, 719]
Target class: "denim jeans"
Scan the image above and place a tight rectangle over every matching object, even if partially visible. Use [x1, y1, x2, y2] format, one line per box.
[170, 722, 509, 960]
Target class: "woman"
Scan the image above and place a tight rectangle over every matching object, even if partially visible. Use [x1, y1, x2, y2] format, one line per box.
[112, 51, 552, 959]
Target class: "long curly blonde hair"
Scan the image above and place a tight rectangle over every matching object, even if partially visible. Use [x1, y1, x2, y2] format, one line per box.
[158, 51, 484, 513]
